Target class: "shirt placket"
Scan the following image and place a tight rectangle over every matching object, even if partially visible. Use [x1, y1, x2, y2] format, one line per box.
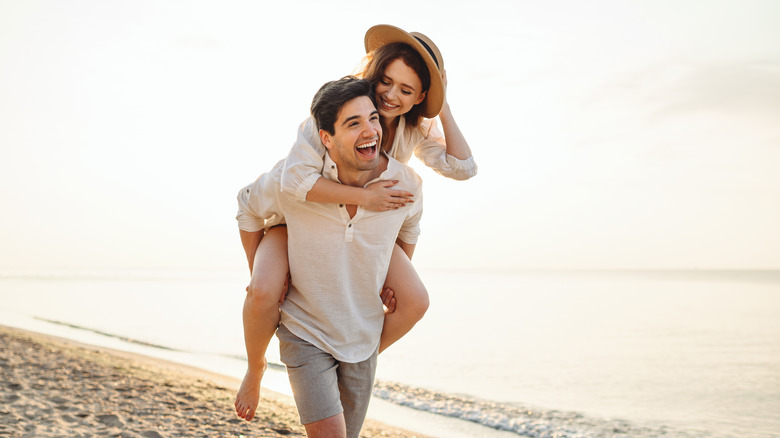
[337, 205, 364, 242]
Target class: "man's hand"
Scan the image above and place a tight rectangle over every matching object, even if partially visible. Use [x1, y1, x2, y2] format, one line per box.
[380, 287, 396, 314]
[363, 180, 414, 211]
[279, 272, 291, 305]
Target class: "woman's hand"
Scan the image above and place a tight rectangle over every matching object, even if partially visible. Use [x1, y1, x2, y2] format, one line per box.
[362, 180, 414, 211]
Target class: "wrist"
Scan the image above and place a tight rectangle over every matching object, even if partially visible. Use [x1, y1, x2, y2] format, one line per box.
[357, 187, 369, 206]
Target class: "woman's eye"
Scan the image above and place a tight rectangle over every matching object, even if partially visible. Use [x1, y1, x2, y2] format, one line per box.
[402, 90, 412, 95]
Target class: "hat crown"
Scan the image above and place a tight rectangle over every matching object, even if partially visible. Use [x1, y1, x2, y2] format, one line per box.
[409, 32, 444, 72]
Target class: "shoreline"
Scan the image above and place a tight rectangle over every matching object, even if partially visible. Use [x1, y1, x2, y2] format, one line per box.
[0, 325, 425, 437]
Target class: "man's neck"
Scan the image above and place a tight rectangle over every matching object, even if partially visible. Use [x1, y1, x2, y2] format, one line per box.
[338, 154, 389, 188]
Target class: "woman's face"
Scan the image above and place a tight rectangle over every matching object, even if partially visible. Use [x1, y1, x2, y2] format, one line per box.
[374, 58, 426, 120]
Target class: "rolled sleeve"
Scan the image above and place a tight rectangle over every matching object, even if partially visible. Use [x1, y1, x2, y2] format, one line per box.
[236, 160, 286, 232]
[412, 119, 478, 181]
[280, 117, 328, 202]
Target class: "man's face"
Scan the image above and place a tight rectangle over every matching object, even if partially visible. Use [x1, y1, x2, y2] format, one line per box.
[322, 96, 383, 173]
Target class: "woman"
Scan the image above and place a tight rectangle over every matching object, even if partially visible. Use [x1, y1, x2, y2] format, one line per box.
[235, 24, 477, 421]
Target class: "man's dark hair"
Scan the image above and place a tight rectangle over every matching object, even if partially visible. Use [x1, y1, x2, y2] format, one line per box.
[311, 76, 376, 135]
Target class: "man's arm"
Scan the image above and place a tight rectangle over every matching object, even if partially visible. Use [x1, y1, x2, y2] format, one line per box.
[395, 238, 416, 260]
[240, 230, 263, 275]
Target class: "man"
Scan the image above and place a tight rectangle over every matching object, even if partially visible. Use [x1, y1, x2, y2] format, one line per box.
[236, 77, 423, 437]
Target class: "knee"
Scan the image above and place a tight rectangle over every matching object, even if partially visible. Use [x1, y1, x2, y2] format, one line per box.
[245, 278, 283, 311]
[406, 286, 429, 321]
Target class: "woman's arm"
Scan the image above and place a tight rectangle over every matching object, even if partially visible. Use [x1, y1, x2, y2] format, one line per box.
[307, 177, 414, 211]
[282, 117, 414, 211]
[436, 70, 473, 161]
[410, 71, 478, 180]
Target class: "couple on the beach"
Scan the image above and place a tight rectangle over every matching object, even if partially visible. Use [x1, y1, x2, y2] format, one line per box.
[234, 24, 476, 437]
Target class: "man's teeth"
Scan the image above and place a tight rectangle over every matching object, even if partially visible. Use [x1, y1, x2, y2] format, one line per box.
[357, 141, 377, 149]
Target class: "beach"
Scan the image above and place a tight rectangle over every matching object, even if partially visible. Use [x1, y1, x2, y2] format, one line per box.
[0, 325, 424, 438]
[1, 269, 779, 437]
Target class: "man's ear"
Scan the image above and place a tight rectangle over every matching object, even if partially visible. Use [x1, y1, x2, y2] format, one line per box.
[414, 90, 427, 106]
[319, 129, 332, 150]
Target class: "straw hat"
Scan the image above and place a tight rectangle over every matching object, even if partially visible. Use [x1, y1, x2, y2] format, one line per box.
[364, 24, 444, 118]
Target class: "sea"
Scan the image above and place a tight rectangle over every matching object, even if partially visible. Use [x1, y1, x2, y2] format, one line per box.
[1, 268, 778, 438]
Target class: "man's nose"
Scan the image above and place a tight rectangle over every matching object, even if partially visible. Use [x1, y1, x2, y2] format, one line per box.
[361, 121, 378, 137]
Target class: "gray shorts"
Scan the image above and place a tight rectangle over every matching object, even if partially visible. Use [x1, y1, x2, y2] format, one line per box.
[277, 324, 378, 437]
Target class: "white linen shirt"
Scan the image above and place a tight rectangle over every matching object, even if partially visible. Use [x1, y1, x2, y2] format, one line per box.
[281, 116, 477, 202]
[236, 153, 423, 363]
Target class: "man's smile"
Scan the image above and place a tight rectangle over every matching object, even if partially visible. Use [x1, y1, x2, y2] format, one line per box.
[356, 139, 378, 157]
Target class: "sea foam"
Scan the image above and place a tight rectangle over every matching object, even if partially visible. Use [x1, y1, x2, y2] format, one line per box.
[373, 381, 711, 438]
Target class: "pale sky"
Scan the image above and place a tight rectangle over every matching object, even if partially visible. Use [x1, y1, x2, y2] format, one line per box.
[1, 0, 779, 271]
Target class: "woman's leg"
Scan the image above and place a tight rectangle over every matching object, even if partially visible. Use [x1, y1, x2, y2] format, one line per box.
[378, 244, 429, 353]
[235, 226, 289, 421]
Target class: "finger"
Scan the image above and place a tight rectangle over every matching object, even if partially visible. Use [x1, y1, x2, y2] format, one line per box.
[386, 297, 397, 313]
[390, 201, 411, 209]
[380, 287, 393, 304]
[389, 191, 414, 199]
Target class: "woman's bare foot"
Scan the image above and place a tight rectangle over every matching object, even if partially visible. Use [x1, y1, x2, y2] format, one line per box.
[234, 358, 267, 421]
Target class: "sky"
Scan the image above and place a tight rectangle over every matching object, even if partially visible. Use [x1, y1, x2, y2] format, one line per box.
[1, 0, 779, 271]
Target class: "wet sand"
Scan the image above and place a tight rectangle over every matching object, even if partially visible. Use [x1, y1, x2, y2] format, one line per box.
[0, 325, 426, 437]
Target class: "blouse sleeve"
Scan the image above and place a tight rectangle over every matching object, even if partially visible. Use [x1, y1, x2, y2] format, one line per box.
[412, 118, 478, 181]
[236, 160, 286, 232]
[280, 117, 328, 202]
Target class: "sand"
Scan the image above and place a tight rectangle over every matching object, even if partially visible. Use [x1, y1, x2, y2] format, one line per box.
[0, 325, 427, 438]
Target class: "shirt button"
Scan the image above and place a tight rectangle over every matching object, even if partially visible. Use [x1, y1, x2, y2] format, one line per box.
[339, 204, 344, 207]
[331, 165, 335, 169]
[348, 223, 352, 228]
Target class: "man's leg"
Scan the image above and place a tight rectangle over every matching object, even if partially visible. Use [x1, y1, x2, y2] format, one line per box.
[337, 349, 379, 438]
[304, 413, 347, 438]
[277, 324, 346, 436]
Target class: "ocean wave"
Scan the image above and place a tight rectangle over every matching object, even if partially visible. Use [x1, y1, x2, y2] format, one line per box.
[372, 381, 711, 438]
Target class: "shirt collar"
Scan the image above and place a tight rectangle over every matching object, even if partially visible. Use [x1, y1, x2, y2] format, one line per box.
[322, 152, 340, 183]
[322, 152, 394, 187]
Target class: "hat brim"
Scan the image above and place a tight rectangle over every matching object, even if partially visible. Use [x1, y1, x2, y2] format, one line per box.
[364, 24, 444, 118]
